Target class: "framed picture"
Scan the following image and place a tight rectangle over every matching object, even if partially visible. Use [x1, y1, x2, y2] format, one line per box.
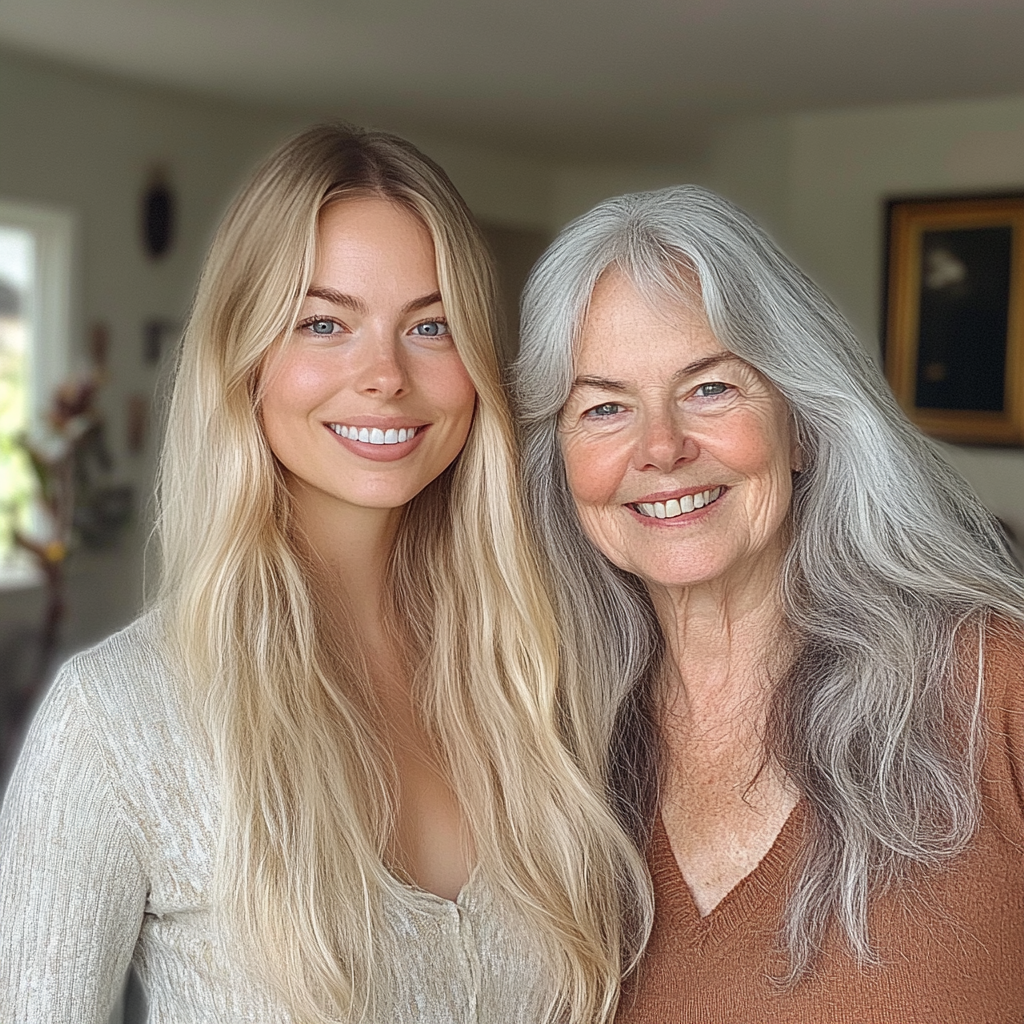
[883, 194, 1024, 445]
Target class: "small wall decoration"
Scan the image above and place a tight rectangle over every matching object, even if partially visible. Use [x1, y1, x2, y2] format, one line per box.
[142, 168, 176, 259]
[142, 317, 180, 365]
[126, 394, 147, 454]
[89, 321, 109, 369]
[884, 194, 1024, 445]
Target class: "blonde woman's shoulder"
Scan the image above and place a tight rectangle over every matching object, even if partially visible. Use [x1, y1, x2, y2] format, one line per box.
[37, 609, 218, 838]
[61, 606, 169, 680]
[55, 609, 184, 726]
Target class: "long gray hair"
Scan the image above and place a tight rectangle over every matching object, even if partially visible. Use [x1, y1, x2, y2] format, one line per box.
[512, 185, 1024, 978]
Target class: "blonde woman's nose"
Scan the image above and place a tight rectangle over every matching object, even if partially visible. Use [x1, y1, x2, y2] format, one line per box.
[355, 337, 409, 398]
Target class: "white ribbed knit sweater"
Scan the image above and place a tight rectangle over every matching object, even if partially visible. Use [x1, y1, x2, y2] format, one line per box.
[0, 615, 552, 1024]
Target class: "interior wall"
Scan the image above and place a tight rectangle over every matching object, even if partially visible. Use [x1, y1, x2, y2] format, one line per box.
[782, 95, 1024, 539]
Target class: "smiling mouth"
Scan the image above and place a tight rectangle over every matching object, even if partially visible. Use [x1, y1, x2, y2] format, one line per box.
[328, 423, 421, 445]
[630, 486, 724, 520]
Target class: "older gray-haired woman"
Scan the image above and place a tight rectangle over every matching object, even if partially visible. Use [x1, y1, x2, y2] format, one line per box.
[514, 186, 1024, 1024]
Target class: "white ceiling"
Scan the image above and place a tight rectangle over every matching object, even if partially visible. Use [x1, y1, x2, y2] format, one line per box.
[3, 0, 1024, 159]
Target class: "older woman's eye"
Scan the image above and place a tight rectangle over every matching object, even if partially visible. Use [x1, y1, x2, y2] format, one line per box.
[695, 382, 730, 398]
[586, 402, 625, 418]
[411, 319, 450, 337]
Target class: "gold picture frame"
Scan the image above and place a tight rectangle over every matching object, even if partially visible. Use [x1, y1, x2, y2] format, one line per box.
[884, 194, 1024, 446]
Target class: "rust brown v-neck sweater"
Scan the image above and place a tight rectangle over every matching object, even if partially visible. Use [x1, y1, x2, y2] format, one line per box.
[618, 625, 1024, 1024]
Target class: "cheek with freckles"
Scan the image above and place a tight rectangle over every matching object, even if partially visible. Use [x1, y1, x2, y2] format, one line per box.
[560, 431, 632, 510]
[561, 438, 640, 570]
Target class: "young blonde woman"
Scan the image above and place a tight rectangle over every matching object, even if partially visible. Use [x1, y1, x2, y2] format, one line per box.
[0, 124, 650, 1024]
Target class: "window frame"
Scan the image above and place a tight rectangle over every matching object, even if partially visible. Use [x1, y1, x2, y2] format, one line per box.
[0, 198, 77, 588]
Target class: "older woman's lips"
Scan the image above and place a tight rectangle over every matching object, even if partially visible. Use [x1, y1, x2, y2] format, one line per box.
[630, 486, 724, 520]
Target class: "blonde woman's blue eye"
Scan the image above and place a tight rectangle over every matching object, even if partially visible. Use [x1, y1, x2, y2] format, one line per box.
[308, 318, 336, 335]
[412, 320, 450, 337]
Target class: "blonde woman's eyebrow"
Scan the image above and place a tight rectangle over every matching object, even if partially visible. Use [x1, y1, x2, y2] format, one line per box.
[303, 287, 443, 317]
[305, 286, 368, 313]
[401, 291, 444, 315]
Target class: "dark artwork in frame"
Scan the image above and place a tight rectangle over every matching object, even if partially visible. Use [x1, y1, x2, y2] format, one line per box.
[913, 224, 1012, 414]
[884, 194, 1024, 446]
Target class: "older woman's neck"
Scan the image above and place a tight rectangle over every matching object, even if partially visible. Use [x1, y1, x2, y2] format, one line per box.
[650, 570, 791, 731]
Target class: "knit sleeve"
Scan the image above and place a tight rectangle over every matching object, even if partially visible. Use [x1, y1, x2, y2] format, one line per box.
[999, 640, 1024, 819]
[984, 619, 1024, 838]
[0, 663, 148, 1024]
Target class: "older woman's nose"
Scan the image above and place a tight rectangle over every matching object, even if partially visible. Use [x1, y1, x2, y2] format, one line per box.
[636, 412, 698, 470]
[355, 337, 409, 398]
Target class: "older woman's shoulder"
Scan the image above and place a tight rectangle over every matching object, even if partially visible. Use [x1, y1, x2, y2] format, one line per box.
[982, 615, 1024, 693]
[978, 616, 1024, 822]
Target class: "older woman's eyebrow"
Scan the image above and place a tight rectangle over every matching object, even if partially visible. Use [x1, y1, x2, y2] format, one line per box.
[671, 353, 741, 381]
[570, 375, 630, 393]
[304, 288, 443, 316]
[571, 355, 742, 395]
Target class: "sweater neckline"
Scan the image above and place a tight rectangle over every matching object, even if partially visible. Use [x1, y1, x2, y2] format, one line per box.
[651, 799, 805, 948]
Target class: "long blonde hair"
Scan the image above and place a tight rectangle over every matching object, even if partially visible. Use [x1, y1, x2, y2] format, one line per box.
[157, 123, 651, 1022]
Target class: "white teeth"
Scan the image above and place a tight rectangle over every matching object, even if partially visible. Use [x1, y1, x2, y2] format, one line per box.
[330, 424, 418, 444]
[633, 486, 724, 520]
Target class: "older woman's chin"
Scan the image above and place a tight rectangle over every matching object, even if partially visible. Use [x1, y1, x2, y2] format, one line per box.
[575, 502, 793, 598]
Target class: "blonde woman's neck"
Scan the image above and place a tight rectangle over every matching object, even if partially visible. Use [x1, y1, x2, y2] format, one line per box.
[289, 479, 399, 627]
[287, 480, 473, 900]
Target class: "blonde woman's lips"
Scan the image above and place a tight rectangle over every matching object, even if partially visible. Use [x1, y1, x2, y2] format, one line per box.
[329, 423, 420, 445]
[325, 422, 428, 462]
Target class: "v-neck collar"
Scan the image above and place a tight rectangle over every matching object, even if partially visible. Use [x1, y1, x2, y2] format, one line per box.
[651, 799, 806, 950]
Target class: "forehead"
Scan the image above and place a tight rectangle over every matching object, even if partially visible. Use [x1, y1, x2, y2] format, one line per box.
[576, 269, 725, 371]
[315, 197, 434, 264]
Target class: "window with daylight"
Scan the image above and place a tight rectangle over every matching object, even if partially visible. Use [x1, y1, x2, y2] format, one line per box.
[0, 200, 74, 585]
